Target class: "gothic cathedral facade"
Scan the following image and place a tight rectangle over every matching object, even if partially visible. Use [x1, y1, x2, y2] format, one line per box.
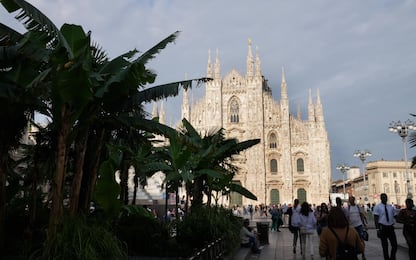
[180, 40, 331, 206]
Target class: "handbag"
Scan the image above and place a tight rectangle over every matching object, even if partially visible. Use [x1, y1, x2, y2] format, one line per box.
[362, 230, 369, 241]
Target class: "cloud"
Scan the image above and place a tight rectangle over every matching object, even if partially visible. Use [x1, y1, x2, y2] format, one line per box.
[2, 0, 416, 180]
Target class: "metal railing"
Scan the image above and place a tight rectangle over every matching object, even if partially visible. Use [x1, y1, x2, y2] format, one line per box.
[188, 238, 226, 260]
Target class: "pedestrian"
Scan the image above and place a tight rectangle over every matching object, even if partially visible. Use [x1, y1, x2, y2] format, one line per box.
[396, 198, 416, 260]
[344, 196, 368, 260]
[248, 204, 254, 220]
[319, 207, 364, 260]
[336, 197, 343, 208]
[269, 205, 281, 232]
[315, 202, 329, 236]
[298, 202, 317, 257]
[289, 198, 302, 254]
[374, 193, 397, 260]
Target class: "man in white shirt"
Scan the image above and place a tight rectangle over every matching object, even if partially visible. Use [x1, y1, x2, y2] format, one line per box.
[374, 193, 397, 260]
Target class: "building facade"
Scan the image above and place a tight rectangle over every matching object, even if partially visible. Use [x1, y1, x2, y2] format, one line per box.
[367, 160, 416, 205]
[180, 40, 331, 206]
[332, 159, 416, 206]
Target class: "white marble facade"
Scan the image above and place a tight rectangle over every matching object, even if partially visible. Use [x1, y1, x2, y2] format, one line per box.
[176, 40, 332, 206]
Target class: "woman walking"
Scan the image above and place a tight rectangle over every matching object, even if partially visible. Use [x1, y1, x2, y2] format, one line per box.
[298, 202, 317, 257]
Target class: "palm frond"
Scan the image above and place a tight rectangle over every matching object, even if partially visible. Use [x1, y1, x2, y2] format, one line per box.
[0, 23, 23, 44]
[136, 77, 211, 103]
[134, 31, 180, 64]
[229, 182, 257, 200]
[91, 40, 108, 65]
[2, 0, 72, 57]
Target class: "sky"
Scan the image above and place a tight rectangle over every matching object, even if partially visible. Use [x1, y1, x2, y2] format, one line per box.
[2, 0, 416, 180]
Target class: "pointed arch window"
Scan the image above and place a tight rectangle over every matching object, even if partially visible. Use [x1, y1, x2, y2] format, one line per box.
[270, 189, 279, 205]
[270, 159, 278, 174]
[297, 158, 304, 172]
[229, 99, 240, 123]
[269, 133, 277, 149]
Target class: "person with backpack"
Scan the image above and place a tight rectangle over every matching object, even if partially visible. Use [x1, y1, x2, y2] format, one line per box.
[344, 196, 368, 260]
[319, 207, 364, 260]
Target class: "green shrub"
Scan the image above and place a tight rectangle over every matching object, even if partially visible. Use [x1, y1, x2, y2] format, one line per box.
[31, 216, 127, 260]
[175, 206, 241, 257]
[115, 205, 174, 257]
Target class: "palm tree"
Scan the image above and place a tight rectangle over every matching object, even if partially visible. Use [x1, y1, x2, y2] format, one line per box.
[1, 0, 211, 242]
[166, 119, 259, 211]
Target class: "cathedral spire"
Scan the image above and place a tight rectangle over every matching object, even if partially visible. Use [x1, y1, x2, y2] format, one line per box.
[317, 88, 322, 105]
[315, 88, 324, 124]
[308, 88, 315, 122]
[255, 46, 262, 78]
[281, 66, 288, 100]
[297, 104, 302, 120]
[246, 38, 254, 78]
[214, 49, 221, 79]
[160, 100, 166, 124]
[181, 73, 190, 120]
[207, 49, 212, 78]
[152, 102, 158, 119]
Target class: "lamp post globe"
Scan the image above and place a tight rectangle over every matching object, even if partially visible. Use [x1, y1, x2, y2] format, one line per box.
[336, 164, 350, 199]
[389, 119, 416, 199]
[353, 150, 371, 202]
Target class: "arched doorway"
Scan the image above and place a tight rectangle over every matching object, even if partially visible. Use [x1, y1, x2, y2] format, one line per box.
[229, 181, 243, 206]
[297, 188, 307, 203]
[270, 189, 279, 205]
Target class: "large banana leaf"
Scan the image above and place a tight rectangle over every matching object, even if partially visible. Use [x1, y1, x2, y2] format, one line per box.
[229, 182, 257, 200]
[1, 0, 72, 57]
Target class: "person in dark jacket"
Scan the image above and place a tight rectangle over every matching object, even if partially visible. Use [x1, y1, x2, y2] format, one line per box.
[396, 198, 416, 260]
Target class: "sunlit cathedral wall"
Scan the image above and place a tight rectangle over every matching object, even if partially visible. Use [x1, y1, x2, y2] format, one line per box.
[180, 40, 331, 206]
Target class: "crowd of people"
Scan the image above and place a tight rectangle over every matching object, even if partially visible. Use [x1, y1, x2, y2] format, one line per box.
[238, 194, 416, 259]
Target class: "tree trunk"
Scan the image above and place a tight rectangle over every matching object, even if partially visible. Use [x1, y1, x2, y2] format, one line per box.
[0, 153, 8, 252]
[191, 177, 204, 209]
[69, 131, 88, 217]
[49, 108, 70, 236]
[80, 128, 105, 213]
[120, 160, 130, 204]
[132, 174, 138, 205]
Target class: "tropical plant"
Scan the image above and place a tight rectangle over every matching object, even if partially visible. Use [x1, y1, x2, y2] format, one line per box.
[177, 118, 259, 210]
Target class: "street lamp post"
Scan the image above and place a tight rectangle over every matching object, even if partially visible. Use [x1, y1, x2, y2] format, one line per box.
[389, 119, 416, 199]
[336, 164, 350, 199]
[353, 150, 372, 202]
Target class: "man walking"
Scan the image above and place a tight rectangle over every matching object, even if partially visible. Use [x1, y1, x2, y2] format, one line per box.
[396, 198, 416, 260]
[344, 196, 368, 260]
[374, 193, 397, 260]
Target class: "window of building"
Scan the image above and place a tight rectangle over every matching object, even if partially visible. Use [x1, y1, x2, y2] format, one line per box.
[269, 133, 277, 149]
[270, 159, 278, 174]
[383, 172, 388, 178]
[229, 99, 239, 123]
[383, 183, 390, 193]
[297, 158, 304, 172]
[393, 172, 397, 178]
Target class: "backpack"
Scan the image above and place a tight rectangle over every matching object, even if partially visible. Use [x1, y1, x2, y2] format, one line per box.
[328, 226, 358, 260]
